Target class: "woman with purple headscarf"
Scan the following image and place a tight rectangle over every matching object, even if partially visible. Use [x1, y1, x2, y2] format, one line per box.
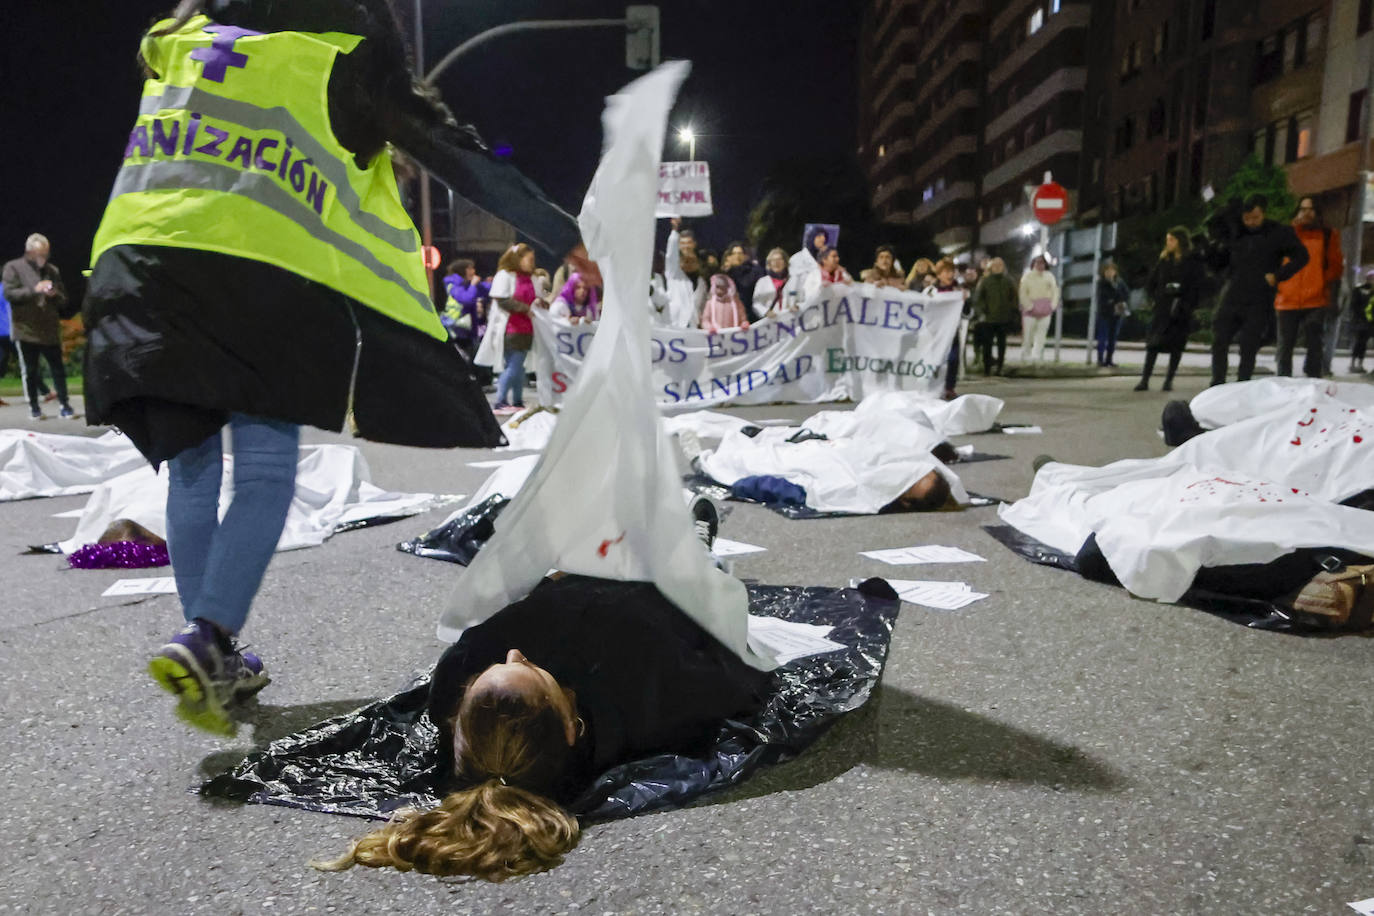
[550, 272, 600, 324]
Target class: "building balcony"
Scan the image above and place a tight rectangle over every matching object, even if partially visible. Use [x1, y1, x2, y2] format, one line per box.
[935, 225, 976, 254]
[873, 100, 916, 145]
[984, 68, 1087, 143]
[873, 63, 917, 115]
[911, 90, 979, 149]
[982, 129, 1083, 195]
[914, 43, 982, 106]
[923, 0, 984, 52]
[873, 175, 913, 208]
[1285, 140, 1373, 196]
[988, 4, 1091, 90]
[912, 181, 976, 224]
[980, 202, 1038, 246]
[912, 136, 978, 184]
[871, 25, 918, 84]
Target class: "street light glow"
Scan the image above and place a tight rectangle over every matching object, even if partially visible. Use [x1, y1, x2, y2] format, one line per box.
[678, 126, 694, 143]
[1021, 222, 1039, 237]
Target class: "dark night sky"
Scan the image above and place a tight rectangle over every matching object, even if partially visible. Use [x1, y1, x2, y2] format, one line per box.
[2, 0, 858, 294]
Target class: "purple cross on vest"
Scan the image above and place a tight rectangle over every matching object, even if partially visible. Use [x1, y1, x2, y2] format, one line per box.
[190, 25, 262, 82]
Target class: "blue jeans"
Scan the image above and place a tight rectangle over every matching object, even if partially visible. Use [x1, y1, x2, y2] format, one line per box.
[1095, 315, 1124, 364]
[496, 347, 528, 406]
[166, 414, 299, 635]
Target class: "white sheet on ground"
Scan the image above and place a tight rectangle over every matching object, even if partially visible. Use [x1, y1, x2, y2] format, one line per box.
[438, 64, 775, 670]
[496, 410, 559, 451]
[0, 430, 145, 502]
[998, 393, 1374, 601]
[699, 411, 969, 514]
[853, 391, 1004, 436]
[1190, 378, 1374, 429]
[58, 444, 445, 554]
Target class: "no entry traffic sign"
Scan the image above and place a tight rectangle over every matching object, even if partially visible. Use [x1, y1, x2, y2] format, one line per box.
[1031, 181, 1069, 226]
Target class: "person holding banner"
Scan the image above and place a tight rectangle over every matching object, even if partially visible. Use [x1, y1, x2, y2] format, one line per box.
[664, 218, 702, 328]
[861, 246, 907, 290]
[1019, 255, 1060, 365]
[802, 247, 852, 299]
[550, 273, 600, 325]
[752, 248, 798, 317]
[699, 274, 750, 334]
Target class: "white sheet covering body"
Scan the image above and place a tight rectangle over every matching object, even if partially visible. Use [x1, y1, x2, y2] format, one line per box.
[0, 430, 144, 501]
[998, 394, 1374, 601]
[439, 64, 775, 670]
[699, 411, 969, 514]
[1189, 378, 1374, 430]
[852, 391, 1004, 436]
[58, 444, 441, 554]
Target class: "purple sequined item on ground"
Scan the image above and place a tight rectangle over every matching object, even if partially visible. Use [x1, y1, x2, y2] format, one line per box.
[68, 541, 171, 569]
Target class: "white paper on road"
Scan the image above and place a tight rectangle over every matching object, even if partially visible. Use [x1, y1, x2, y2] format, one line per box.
[0, 430, 145, 502]
[59, 444, 444, 554]
[496, 409, 559, 452]
[746, 615, 843, 665]
[51, 508, 86, 518]
[467, 459, 517, 469]
[1190, 378, 1374, 430]
[1347, 897, 1374, 915]
[102, 577, 178, 597]
[710, 537, 767, 557]
[886, 579, 989, 610]
[860, 545, 986, 565]
[439, 64, 775, 670]
[999, 394, 1374, 602]
[1003, 425, 1043, 435]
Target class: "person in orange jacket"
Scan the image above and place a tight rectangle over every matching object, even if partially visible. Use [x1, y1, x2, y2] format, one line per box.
[1275, 197, 1343, 378]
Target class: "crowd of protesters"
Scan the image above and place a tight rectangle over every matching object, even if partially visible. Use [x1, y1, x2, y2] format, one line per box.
[430, 193, 1374, 414]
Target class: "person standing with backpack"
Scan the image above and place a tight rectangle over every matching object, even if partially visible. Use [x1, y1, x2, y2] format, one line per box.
[1275, 197, 1342, 378]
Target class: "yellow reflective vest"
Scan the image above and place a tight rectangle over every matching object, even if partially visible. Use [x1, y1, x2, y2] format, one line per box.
[91, 16, 443, 341]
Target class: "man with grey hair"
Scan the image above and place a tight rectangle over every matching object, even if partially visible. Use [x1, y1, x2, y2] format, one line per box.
[2, 234, 74, 419]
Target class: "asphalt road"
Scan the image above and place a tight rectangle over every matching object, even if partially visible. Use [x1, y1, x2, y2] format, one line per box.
[1, 371, 1370, 915]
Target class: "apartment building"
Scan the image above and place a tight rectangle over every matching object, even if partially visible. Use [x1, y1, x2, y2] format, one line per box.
[858, 0, 1091, 256]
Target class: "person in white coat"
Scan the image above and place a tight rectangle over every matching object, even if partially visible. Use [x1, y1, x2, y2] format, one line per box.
[751, 248, 800, 317]
[663, 217, 703, 328]
[1018, 255, 1059, 364]
[801, 247, 853, 300]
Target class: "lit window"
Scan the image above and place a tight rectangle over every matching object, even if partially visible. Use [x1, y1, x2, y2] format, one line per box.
[1028, 8, 1044, 35]
[1051, 0, 1061, 11]
[879, 144, 887, 157]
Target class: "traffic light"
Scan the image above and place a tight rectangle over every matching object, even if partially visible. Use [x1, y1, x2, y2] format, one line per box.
[626, 5, 660, 70]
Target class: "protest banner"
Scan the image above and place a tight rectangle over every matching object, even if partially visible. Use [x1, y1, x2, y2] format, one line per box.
[531, 285, 965, 408]
[655, 161, 713, 217]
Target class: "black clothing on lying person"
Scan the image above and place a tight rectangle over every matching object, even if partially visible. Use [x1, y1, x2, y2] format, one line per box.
[427, 576, 771, 804]
[201, 578, 901, 821]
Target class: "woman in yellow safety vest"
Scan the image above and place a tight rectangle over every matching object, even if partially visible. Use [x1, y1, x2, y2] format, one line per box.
[86, 0, 596, 736]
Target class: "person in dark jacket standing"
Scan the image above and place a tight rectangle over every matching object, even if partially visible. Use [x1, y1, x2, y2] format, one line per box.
[1094, 262, 1130, 367]
[1135, 228, 1202, 392]
[1208, 194, 1308, 386]
[87, 0, 593, 736]
[2, 234, 74, 419]
[969, 257, 1018, 376]
[723, 242, 767, 322]
[1349, 270, 1373, 375]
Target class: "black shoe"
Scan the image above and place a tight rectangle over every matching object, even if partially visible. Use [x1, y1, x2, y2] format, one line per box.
[1161, 381, 1173, 392]
[1031, 454, 1057, 473]
[1133, 381, 1148, 392]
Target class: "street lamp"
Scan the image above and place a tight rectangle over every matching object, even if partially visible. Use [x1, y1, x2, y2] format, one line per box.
[678, 126, 696, 161]
[1020, 221, 1039, 237]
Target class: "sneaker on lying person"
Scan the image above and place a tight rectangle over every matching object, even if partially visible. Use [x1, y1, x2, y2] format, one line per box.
[147, 619, 270, 736]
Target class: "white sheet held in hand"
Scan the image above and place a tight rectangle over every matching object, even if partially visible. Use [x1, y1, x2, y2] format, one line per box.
[438, 64, 776, 670]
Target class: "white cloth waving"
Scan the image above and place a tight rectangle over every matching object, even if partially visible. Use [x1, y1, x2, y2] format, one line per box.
[438, 64, 775, 670]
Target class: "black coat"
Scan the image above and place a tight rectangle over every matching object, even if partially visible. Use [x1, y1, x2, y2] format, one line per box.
[426, 576, 769, 804]
[1212, 219, 1308, 311]
[83, 0, 580, 463]
[1145, 254, 1204, 352]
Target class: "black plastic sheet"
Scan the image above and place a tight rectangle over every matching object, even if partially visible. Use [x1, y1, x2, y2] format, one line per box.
[980, 523, 1340, 633]
[395, 495, 509, 565]
[201, 578, 901, 822]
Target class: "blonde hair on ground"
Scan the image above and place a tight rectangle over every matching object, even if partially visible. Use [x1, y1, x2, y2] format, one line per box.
[310, 780, 579, 881]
